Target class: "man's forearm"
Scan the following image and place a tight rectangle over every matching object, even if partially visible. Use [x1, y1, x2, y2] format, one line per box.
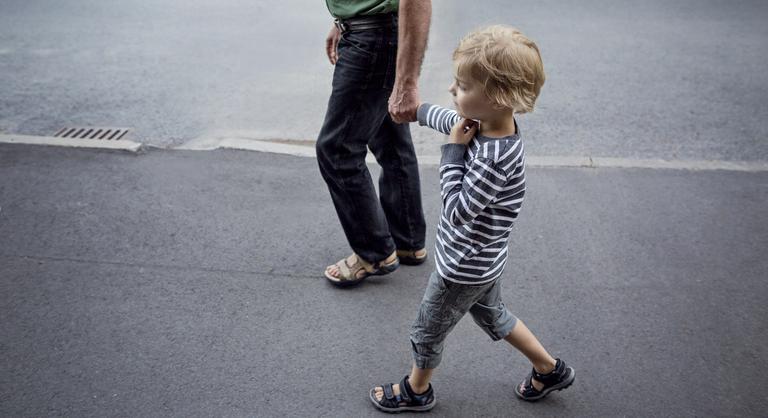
[396, 0, 431, 88]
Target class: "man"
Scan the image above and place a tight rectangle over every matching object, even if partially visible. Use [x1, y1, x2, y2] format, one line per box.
[316, 0, 432, 286]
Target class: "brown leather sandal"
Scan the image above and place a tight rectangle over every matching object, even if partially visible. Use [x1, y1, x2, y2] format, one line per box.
[324, 252, 400, 287]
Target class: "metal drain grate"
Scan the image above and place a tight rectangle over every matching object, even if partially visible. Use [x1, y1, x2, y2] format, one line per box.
[53, 127, 131, 140]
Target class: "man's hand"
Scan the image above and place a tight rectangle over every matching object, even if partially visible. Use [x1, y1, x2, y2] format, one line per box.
[326, 24, 341, 65]
[449, 118, 478, 145]
[388, 83, 420, 123]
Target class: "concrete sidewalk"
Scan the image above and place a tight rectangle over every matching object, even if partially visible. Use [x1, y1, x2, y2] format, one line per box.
[1, 143, 767, 417]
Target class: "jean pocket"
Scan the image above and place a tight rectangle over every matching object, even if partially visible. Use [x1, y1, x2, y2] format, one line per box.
[340, 33, 375, 57]
[421, 273, 448, 305]
[336, 39, 374, 75]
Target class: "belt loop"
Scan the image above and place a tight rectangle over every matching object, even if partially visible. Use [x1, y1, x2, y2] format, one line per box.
[334, 18, 348, 33]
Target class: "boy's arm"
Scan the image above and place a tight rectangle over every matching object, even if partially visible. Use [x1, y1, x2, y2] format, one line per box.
[417, 103, 461, 136]
[439, 145, 509, 227]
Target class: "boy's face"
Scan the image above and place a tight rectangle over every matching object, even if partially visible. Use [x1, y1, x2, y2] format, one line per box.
[449, 66, 496, 120]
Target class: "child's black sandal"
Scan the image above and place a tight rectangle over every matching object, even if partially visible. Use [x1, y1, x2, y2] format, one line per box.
[515, 358, 575, 402]
[369, 375, 436, 413]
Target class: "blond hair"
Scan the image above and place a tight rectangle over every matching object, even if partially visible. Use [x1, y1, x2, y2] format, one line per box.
[453, 25, 545, 113]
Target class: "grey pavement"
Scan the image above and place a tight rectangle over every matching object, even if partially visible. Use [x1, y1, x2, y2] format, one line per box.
[1, 143, 767, 417]
[2, 0, 768, 161]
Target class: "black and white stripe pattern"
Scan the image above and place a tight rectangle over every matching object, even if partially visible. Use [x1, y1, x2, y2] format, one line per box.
[417, 103, 526, 284]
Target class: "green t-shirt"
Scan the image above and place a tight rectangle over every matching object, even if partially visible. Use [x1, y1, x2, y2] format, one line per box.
[326, 0, 399, 19]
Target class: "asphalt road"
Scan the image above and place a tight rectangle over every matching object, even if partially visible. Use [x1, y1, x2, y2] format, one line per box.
[1, 144, 767, 416]
[1, 0, 767, 160]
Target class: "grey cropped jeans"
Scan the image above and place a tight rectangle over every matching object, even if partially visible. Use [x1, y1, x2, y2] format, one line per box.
[410, 272, 519, 369]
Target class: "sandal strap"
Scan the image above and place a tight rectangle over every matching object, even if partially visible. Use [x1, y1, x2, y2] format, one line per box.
[398, 376, 413, 403]
[396, 249, 423, 258]
[377, 383, 405, 409]
[366, 252, 398, 271]
[337, 259, 352, 279]
[531, 359, 564, 385]
[519, 373, 541, 397]
[374, 251, 399, 269]
[383, 383, 395, 400]
[332, 254, 367, 281]
[355, 254, 376, 273]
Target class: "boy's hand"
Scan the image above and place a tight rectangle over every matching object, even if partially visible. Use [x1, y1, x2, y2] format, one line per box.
[449, 118, 478, 145]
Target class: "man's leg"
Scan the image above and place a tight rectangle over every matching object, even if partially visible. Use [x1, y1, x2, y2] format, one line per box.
[368, 116, 427, 254]
[316, 30, 396, 266]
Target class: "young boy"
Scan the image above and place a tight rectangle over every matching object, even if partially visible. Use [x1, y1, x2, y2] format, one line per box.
[369, 25, 575, 412]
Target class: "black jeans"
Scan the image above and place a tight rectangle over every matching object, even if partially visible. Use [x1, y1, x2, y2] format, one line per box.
[316, 21, 426, 265]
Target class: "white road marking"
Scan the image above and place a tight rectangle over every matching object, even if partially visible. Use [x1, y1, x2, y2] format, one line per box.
[176, 138, 768, 172]
[0, 134, 142, 153]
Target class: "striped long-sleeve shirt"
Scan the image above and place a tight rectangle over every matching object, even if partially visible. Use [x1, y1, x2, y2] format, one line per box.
[417, 103, 526, 285]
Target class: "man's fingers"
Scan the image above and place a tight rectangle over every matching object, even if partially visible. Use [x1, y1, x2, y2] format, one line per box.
[390, 109, 403, 123]
[326, 26, 340, 66]
[388, 89, 419, 123]
[326, 38, 339, 65]
[390, 109, 415, 124]
[389, 108, 406, 124]
[389, 103, 417, 123]
[332, 36, 339, 64]
[388, 101, 399, 123]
